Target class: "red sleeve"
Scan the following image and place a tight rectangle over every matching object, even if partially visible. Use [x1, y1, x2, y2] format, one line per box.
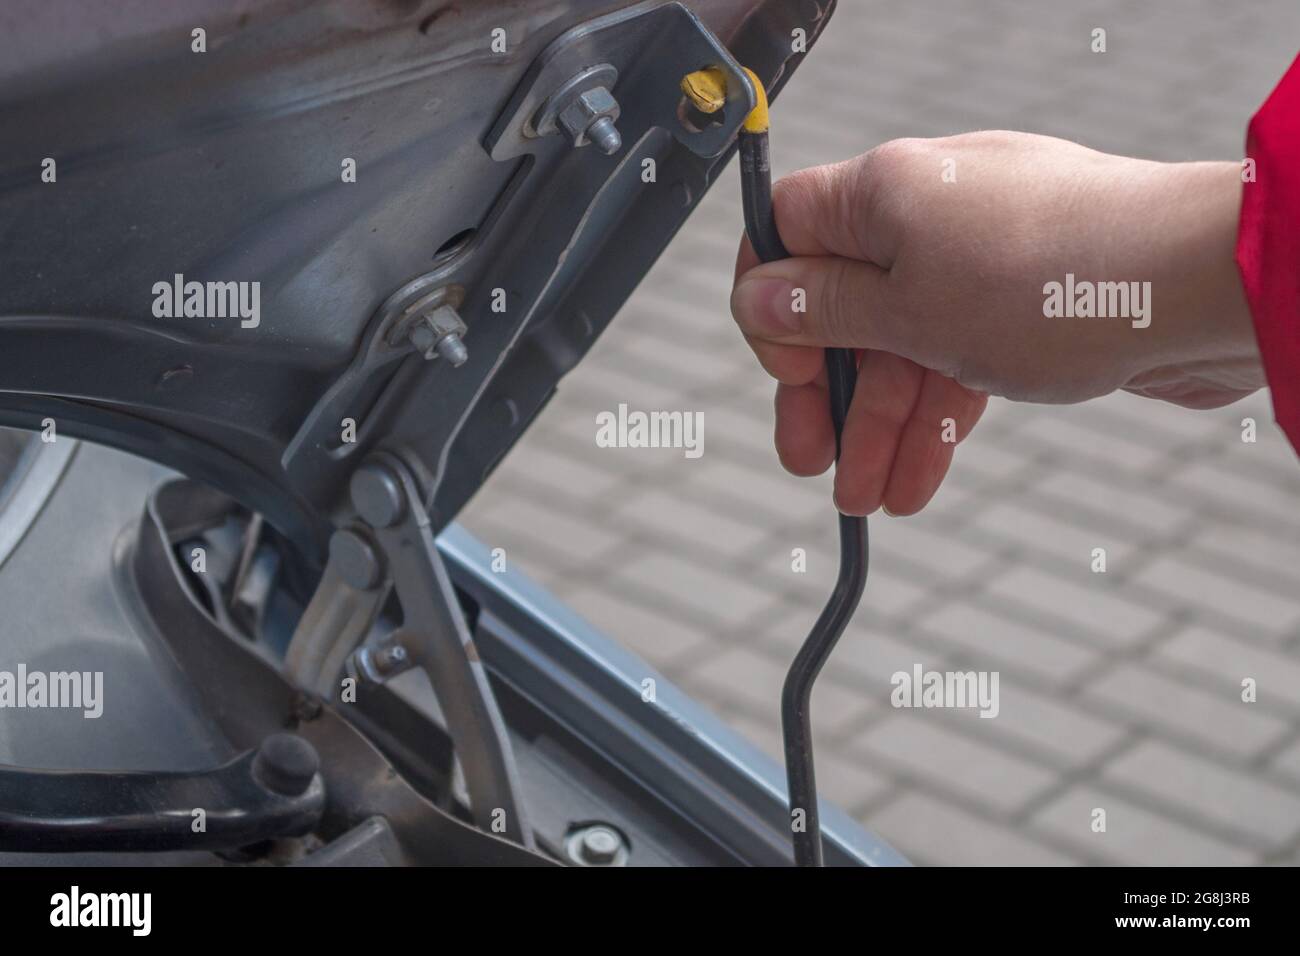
[1237, 52, 1300, 455]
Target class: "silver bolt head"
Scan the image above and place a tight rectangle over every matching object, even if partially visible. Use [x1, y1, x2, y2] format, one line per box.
[374, 643, 409, 674]
[581, 827, 620, 860]
[558, 86, 621, 151]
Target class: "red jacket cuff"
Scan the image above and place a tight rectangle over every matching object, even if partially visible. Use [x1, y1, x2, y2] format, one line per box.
[1237, 52, 1300, 455]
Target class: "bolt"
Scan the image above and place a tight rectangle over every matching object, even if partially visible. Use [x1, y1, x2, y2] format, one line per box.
[350, 636, 414, 685]
[408, 303, 468, 366]
[556, 85, 622, 154]
[566, 823, 627, 866]
[372, 643, 408, 675]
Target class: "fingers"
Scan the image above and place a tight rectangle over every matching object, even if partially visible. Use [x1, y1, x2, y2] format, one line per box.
[734, 232, 829, 387]
[730, 255, 903, 352]
[880, 373, 987, 516]
[767, 159, 883, 261]
[774, 380, 835, 477]
[732, 157, 903, 376]
[832, 359, 987, 517]
[833, 351, 924, 515]
[765, 358, 987, 517]
[747, 335, 826, 386]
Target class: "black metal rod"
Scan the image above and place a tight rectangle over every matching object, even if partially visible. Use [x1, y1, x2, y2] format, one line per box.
[740, 129, 868, 867]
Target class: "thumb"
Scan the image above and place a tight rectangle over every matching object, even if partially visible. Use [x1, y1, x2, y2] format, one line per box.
[730, 255, 903, 351]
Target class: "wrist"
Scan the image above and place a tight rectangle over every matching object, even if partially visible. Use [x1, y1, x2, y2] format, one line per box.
[1153, 161, 1260, 370]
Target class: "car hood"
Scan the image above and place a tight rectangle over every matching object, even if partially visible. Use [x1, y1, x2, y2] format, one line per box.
[0, 0, 833, 561]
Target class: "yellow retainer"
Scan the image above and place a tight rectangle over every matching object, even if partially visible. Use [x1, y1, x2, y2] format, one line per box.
[679, 66, 769, 133]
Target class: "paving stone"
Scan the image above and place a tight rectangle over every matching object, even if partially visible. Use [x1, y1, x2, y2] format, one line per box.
[870, 517, 998, 581]
[682, 457, 831, 525]
[1083, 663, 1290, 760]
[1029, 470, 1192, 537]
[937, 677, 1128, 770]
[467, 495, 622, 566]
[849, 716, 1057, 817]
[1031, 787, 1258, 866]
[1102, 741, 1300, 851]
[915, 600, 1102, 688]
[608, 326, 752, 383]
[1091, 390, 1235, 442]
[1017, 417, 1168, 473]
[1153, 627, 1300, 713]
[1167, 460, 1300, 531]
[606, 551, 780, 631]
[820, 620, 951, 690]
[686, 404, 777, 460]
[1269, 738, 1300, 788]
[483, 439, 622, 503]
[1133, 555, 1300, 635]
[683, 645, 875, 734]
[611, 488, 771, 553]
[947, 436, 1034, 482]
[561, 360, 692, 412]
[985, 566, 1167, 647]
[970, 500, 1139, 567]
[725, 712, 892, 812]
[868, 792, 1079, 867]
[1189, 524, 1300, 588]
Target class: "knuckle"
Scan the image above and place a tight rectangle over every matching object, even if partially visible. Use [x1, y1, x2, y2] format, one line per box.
[817, 258, 856, 343]
[864, 137, 928, 179]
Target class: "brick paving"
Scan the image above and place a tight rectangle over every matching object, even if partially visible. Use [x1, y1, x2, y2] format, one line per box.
[463, 0, 1300, 864]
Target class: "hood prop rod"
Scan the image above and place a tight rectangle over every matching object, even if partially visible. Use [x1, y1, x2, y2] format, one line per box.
[684, 66, 868, 867]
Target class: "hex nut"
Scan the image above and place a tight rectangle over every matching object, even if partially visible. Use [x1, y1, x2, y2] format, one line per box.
[557, 86, 620, 149]
[409, 304, 467, 362]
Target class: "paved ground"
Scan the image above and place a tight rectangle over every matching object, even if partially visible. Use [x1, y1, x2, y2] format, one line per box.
[463, 0, 1300, 865]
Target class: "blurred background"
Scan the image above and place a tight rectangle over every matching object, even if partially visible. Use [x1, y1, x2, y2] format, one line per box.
[464, 0, 1300, 864]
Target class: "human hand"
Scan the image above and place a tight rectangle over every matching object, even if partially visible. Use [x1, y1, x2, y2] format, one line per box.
[730, 131, 1260, 516]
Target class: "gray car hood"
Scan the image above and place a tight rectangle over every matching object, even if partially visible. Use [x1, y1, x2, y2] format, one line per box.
[0, 0, 833, 561]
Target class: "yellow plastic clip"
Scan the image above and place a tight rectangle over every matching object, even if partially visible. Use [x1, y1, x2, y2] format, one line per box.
[679, 66, 770, 133]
